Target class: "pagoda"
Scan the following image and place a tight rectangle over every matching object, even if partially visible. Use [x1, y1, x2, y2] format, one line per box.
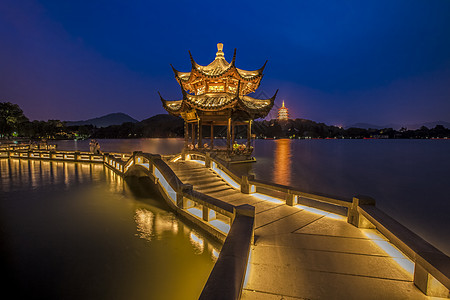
[159, 43, 277, 159]
[278, 101, 289, 120]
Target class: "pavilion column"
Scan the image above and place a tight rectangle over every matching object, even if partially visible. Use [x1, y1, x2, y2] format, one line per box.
[191, 123, 195, 147]
[184, 121, 189, 149]
[198, 120, 203, 148]
[210, 123, 214, 149]
[247, 120, 252, 148]
[227, 118, 231, 151]
[231, 121, 235, 146]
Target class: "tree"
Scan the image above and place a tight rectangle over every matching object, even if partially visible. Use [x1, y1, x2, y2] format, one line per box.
[0, 102, 29, 137]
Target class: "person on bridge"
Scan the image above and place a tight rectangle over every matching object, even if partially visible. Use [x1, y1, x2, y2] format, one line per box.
[94, 141, 101, 154]
[233, 141, 239, 152]
[89, 140, 95, 153]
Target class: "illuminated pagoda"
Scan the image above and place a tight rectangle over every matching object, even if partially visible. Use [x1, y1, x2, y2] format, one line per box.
[159, 43, 277, 159]
[278, 101, 289, 120]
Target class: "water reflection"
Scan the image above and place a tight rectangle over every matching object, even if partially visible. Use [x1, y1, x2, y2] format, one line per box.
[53, 138, 185, 155]
[135, 208, 155, 241]
[190, 232, 205, 254]
[1, 158, 219, 299]
[273, 139, 292, 186]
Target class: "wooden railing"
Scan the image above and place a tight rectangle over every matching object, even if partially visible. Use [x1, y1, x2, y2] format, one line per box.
[180, 149, 450, 297]
[0, 149, 255, 299]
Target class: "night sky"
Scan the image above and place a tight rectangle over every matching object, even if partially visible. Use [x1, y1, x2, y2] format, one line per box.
[1, 0, 450, 126]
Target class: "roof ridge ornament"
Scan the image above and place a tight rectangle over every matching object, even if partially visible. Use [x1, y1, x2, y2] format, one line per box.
[170, 64, 179, 77]
[188, 50, 197, 69]
[215, 43, 225, 59]
[271, 89, 279, 100]
[230, 48, 237, 67]
[259, 60, 268, 72]
[157, 91, 165, 104]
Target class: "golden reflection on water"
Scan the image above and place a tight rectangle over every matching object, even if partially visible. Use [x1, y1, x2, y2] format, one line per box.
[134, 208, 155, 241]
[0, 159, 122, 192]
[1, 157, 221, 299]
[190, 231, 205, 254]
[273, 139, 292, 186]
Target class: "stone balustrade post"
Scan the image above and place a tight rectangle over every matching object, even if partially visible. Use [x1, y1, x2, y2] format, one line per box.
[133, 151, 142, 164]
[240, 175, 255, 194]
[414, 263, 449, 297]
[202, 206, 210, 222]
[177, 184, 192, 209]
[286, 191, 297, 206]
[347, 195, 376, 228]
[205, 152, 211, 168]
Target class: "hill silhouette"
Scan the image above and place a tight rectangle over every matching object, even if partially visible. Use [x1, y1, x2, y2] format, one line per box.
[65, 113, 138, 128]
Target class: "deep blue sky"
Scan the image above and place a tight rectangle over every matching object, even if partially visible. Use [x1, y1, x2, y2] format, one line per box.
[1, 0, 450, 126]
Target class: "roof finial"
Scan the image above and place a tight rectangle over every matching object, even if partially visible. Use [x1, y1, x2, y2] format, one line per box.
[282, 100, 285, 108]
[170, 64, 179, 77]
[259, 60, 268, 73]
[231, 48, 237, 66]
[216, 43, 224, 59]
[188, 50, 197, 69]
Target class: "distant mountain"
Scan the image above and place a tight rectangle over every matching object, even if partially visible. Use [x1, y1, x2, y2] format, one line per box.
[346, 121, 450, 130]
[65, 113, 138, 128]
[137, 114, 184, 137]
[405, 121, 450, 130]
[92, 114, 184, 138]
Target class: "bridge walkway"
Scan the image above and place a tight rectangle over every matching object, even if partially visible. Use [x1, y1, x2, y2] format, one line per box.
[168, 160, 428, 299]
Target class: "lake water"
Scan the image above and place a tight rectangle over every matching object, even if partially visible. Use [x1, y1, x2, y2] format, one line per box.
[251, 139, 450, 256]
[0, 158, 218, 299]
[52, 138, 450, 255]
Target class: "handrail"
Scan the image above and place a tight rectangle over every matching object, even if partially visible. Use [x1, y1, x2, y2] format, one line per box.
[188, 190, 235, 217]
[358, 204, 450, 295]
[184, 150, 243, 185]
[250, 178, 353, 208]
[199, 205, 255, 300]
[176, 149, 450, 297]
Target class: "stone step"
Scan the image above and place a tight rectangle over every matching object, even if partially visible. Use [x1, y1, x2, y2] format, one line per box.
[197, 185, 234, 194]
[191, 181, 225, 189]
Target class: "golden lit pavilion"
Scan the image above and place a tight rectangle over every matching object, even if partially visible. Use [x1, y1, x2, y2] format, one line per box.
[159, 43, 277, 158]
[278, 101, 289, 120]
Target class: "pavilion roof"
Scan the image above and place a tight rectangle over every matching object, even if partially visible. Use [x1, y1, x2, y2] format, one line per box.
[159, 87, 277, 119]
[171, 43, 267, 84]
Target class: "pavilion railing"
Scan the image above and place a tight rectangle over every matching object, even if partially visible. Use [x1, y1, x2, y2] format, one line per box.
[177, 149, 450, 297]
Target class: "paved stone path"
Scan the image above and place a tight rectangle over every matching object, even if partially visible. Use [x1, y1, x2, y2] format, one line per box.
[169, 160, 427, 299]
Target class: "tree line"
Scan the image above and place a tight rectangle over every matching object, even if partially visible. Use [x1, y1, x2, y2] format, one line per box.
[1, 102, 449, 140]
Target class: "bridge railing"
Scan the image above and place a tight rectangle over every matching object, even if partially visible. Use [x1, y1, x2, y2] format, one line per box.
[1, 148, 255, 299]
[1, 149, 106, 162]
[128, 151, 255, 299]
[179, 149, 450, 297]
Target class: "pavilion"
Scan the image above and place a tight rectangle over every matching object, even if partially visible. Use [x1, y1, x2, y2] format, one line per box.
[159, 43, 277, 161]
